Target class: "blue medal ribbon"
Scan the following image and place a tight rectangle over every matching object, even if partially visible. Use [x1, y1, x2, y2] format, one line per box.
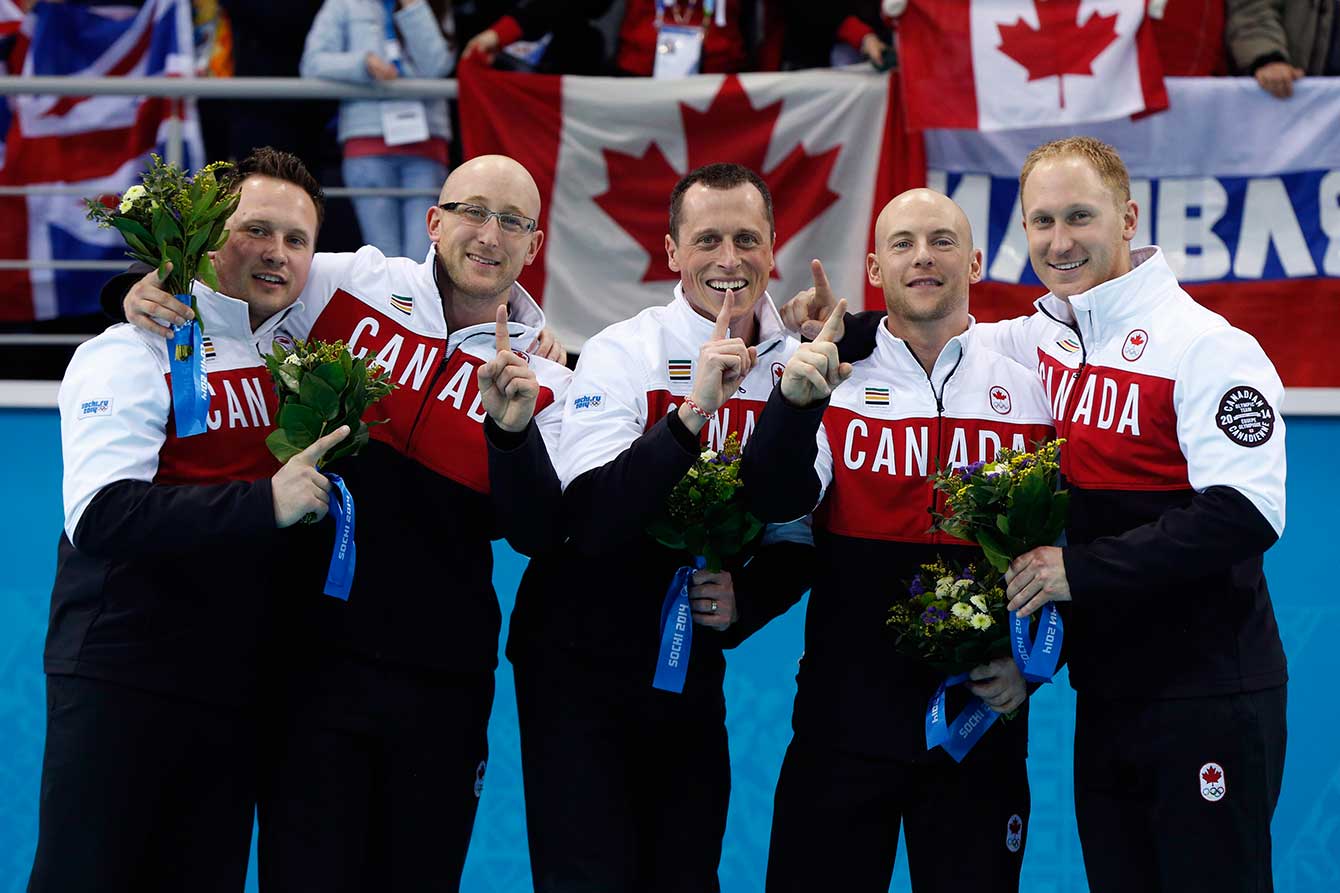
[382, 0, 405, 73]
[925, 672, 1000, 763]
[1010, 603, 1064, 683]
[168, 294, 208, 438]
[323, 473, 356, 600]
[652, 555, 705, 693]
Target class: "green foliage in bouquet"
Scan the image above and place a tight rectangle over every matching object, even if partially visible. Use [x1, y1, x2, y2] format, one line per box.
[646, 432, 765, 573]
[930, 439, 1069, 572]
[887, 559, 1010, 676]
[263, 339, 395, 467]
[85, 155, 240, 329]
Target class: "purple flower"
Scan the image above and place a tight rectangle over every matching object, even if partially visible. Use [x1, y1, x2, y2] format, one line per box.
[959, 460, 986, 478]
[920, 606, 948, 626]
[958, 566, 975, 581]
[909, 577, 926, 596]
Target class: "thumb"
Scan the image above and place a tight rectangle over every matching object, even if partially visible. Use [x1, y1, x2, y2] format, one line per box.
[156, 261, 173, 284]
[494, 303, 510, 354]
[813, 298, 848, 344]
[293, 424, 351, 465]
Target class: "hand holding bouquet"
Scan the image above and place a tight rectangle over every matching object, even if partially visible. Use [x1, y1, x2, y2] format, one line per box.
[646, 432, 764, 573]
[931, 439, 1068, 572]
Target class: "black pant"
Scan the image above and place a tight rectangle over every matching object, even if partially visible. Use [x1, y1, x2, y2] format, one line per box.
[513, 651, 731, 893]
[258, 653, 494, 893]
[1074, 685, 1287, 893]
[28, 674, 257, 893]
[766, 738, 1031, 893]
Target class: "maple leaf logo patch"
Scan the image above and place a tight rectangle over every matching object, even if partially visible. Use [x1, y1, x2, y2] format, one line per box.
[989, 386, 1012, 415]
[1199, 761, 1226, 802]
[1122, 329, 1149, 362]
[1005, 813, 1023, 853]
[996, 0, 1120, 109]
[592, 76, 842, 283]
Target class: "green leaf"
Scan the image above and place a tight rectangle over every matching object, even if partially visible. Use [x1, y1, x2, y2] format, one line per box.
[975, 528, 1013, 573]
[197, 254, 220, 291]
[185, 226, 211, 257]
[300, 372, 341, 421]
[1008, 472, 1051, 546]
[313, 360, 348, 394]
[264, 428, 304, 463]
[278, 402, 322, 444]
[110, 215, 156, 248]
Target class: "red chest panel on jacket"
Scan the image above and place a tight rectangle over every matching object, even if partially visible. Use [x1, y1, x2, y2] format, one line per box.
[821, 407, 1054, 543]
[1038, 352, 1189, 490]
[310, 290, 555, 494]
[645, 390, 767, 451]
[156, 366, 281, 484]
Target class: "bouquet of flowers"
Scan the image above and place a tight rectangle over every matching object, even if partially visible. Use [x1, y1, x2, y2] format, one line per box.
[887, 559, 1010, 676]
[86, 155, 239, 331]
[646, 432, 765, 572]
[263, 338, 395, 467]
[931, 439, 1068, 573]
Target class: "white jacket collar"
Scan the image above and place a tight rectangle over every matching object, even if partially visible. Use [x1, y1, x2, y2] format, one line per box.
[670, 282, 788, 356]
[872, 315, 975, 394]
[1032, 246, 1173, 345]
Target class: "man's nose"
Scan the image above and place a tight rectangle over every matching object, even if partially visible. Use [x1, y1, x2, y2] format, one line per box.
[913, 240, 934, 266]
[261, 235, 287, 265]
[1050, 225, 1076, 256]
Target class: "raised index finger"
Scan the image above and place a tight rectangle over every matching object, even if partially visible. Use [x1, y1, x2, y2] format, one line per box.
[494, 303, 510, 354]
[813, 298, 847, 344]
[810, 259, 834, 304]
[712, 289, 734, 341]
[294, 425, 351, 465]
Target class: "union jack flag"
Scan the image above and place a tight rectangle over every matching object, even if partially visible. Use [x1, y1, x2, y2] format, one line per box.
[0, 0, 201, 322]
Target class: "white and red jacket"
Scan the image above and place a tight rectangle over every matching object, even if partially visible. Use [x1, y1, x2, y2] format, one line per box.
[507, 285, 813, 675]
[52, 285, 300, 706]
[744, 321, 1055, 761]
[973, 246, 1288, 700]
[277, 246, 571, 672]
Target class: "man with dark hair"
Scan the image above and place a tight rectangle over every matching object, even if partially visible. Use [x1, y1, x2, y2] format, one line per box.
[504, 161, 814, 892]
[29, 149, 347, 892]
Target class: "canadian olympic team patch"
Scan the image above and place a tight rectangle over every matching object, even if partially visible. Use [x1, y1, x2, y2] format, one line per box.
[1215, 386, 1274, 447]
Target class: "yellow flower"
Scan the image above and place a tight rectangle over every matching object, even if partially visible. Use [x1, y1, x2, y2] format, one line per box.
[970, 614, 993, 630]
[118, 184, 146, 213]
[951, 602, 975, 620]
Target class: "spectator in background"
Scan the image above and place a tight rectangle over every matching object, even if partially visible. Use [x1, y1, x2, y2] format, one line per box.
[777, 1, 892, 70]
[1227, 0, 1340, 98]
[463, 0, 783, 76]
[302, 0, 455, 260]
[451, 0, 610, 74]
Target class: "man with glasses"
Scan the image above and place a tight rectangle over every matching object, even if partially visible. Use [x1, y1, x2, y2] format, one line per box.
[109, 153, 570, 891]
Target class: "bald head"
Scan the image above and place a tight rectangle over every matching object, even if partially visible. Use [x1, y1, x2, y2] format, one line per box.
[875, 188, 974, 251]
[438, 154, 541, 220]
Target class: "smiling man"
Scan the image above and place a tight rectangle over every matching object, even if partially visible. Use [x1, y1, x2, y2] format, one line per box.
[504, 162, 816, 891]
[742, 188, 1054, 893]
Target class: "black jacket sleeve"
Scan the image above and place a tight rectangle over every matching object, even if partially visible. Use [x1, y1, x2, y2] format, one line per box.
[720, 539, 816, 648]
[486, 416, 564, 557]
[1063, 486, 1279, 605]
[563, 408, 701, 554]
[72, 477, 279, 561]
[99, 262, 152, 322]
[835, 310, 883, 364]
[741, 387, 828, 523]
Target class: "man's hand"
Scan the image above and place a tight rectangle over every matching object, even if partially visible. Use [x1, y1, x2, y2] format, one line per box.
[860, 33, 889, 66]
[1005, 546, 1071, 618]
[679, 290, 756, 433]
[477, 304, 540, 433]
[779, 259, 841, 340]
[967, 657, 1026, 714]
[365, 53, 399, 81]
[271, 425, 350, 528]
[531, 326, 567, 365]
[462, 29, 501, 65]
[780, 296, 852, 407]
[1254, 61, 1304, 99]
[124, 263, 188, 338]
[689, 569, 737, 632]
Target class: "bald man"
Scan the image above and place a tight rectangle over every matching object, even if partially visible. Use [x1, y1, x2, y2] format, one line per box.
[742, 189, 1055, 893]
[110, 153, 570, 891]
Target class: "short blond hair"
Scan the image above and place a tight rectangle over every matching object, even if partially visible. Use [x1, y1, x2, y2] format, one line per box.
[1019, 136, 1130, 210]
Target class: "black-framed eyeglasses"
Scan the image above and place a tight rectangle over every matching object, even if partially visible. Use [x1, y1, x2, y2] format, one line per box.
[438, 201, 537, 235]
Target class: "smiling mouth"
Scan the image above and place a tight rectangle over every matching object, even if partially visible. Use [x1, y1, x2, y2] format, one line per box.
[467, 253, 501, 267]
[1050, 258, 1088, 272]
[707, 278, 747, 293]
[253, 272, 285, 286]
[906, 277, 943, 287]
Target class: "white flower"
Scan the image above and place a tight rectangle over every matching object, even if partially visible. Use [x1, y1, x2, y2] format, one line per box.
[686, 467, 699, 478]
[983, 462, 1009, 476]
[283, 354, 303, 367]
[118, 184, 146, 214]
[970, 594, 989, 612]
[701, 450, 717, 462]
[953, 579, 974, 594]
[951, 602, 975, 620]
[970, 613, 993, 630]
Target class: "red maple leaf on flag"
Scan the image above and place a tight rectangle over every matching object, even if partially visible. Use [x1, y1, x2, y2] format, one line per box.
[996, 0, 1120, 109]
[592, 75, 842, 283]
[1130, 333, 1144, 345]
[1202, 765, 1222, 784]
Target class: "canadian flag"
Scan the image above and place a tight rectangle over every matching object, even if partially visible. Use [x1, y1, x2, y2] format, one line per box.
[898, 0, 1168, 132]
[458, 63, 924, 348]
